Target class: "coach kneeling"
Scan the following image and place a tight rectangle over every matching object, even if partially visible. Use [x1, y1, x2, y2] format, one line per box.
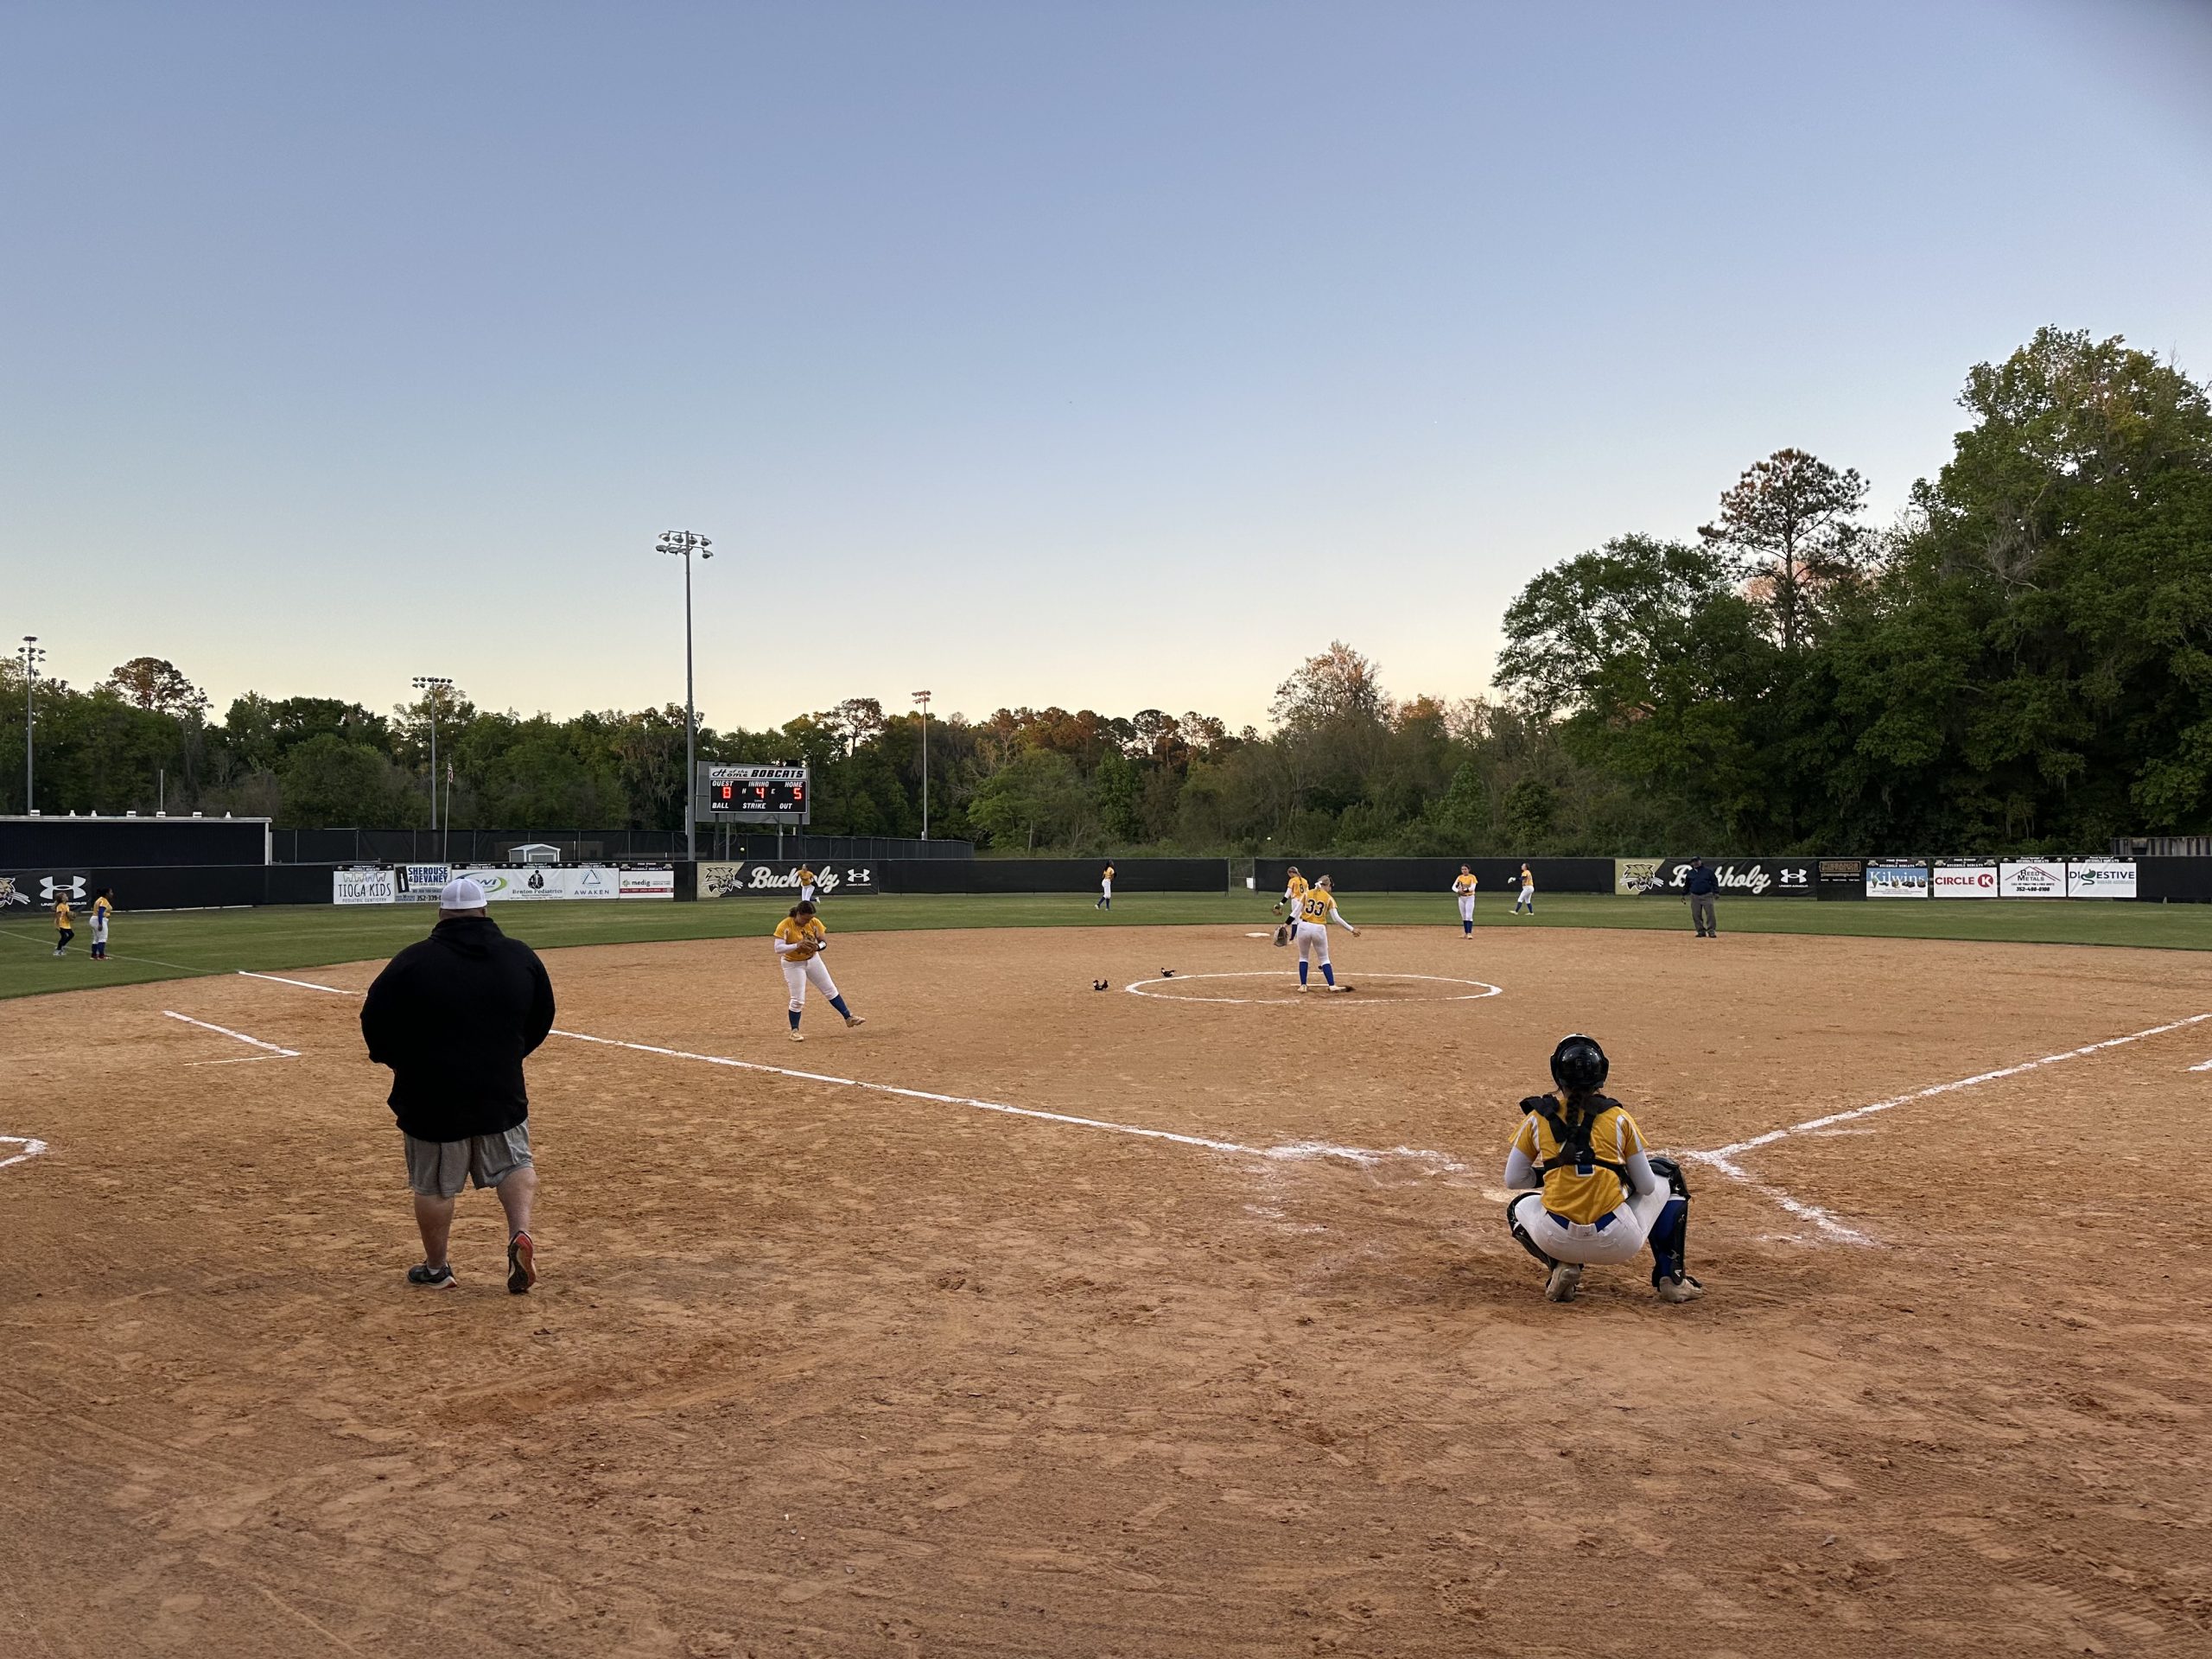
[362, 877, 555, 1294]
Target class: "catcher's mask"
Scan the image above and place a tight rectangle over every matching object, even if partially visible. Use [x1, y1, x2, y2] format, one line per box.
[1549, 1033, 1609, 1096]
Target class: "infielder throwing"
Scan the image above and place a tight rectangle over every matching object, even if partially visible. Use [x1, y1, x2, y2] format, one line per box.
[1290, 874, 1357, 993]
[1513, 862, 1535, 915]
[773, 899, 864, 1041]
[1503, 1034, 1701, 1304]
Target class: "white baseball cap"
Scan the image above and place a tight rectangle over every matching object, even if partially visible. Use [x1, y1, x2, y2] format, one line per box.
[439, 877, 489, 910]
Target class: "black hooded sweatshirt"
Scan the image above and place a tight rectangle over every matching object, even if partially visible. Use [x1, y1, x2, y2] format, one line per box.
[360, 914, 556, 1141]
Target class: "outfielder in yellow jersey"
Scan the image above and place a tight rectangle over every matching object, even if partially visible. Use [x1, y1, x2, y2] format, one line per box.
[1452, 865, 1479, 938]
[91, 888, 114, 960]
[772, 899, 864, 1041]
[1291, 874, 1357, 992]
[1503, 1034, 1702, 1304]
[796, 866, 820, 904]
[1513, 862, 1535, 916]
[53, 898, 75, 957]
[1096, 863, 1115, 910]
[1277, 866, 1308, 918]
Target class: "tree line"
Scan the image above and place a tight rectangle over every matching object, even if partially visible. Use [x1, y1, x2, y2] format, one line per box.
[5, 327, 2206, 856]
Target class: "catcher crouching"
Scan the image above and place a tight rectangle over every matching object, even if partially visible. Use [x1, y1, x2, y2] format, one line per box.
[1502, 1034, 1704, 1305]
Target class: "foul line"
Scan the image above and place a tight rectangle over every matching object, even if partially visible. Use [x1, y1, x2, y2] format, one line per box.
[1, 1135, 48, 1172]
[1681, 1010, 2212, 1245]
[232, 970, 1467, 1171]
[162, 1010, 302, 1058]
[1702, 1009, 2212, 1160]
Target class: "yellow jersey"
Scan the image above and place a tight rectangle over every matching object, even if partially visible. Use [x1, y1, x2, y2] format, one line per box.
[1296, 887, 1337, 925]
[1103, 866, 1115, 880]
[1512, 1096, 1646, 1224]
[797, 868, 817, 887]
[54, 900, 73, 931]
[1284, 874, 1309, 903]
[1452, 874, 1478, 895]
[1520, 867, 1535, 890]
[773, 916, 826, 960]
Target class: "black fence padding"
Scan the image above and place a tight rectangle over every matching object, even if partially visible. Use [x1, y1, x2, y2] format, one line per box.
[2, 818, 266, 868]
[1252, 858, 1615, 894]
[878, 858, 1230, 894]
[2139, 857, 2212, 902]
[269, 828, 972, 864]
[82, 862, 280, 909]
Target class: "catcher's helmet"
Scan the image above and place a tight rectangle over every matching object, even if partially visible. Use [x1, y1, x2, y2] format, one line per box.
[1549, 1033, 1609, 1095]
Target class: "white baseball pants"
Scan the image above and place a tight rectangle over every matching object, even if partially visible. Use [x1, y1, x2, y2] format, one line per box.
[1510, 1187, 1670, 1266]
[1456, 895, 1475, 923]
[781, 956, 840, 1012]
[1294, 922, 1331, 967]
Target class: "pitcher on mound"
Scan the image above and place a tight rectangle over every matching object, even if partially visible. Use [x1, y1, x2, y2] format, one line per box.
[1289, 874, 1358, 993]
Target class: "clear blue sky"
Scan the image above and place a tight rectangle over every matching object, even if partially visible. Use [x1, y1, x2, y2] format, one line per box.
[3, 1, 2209, 733]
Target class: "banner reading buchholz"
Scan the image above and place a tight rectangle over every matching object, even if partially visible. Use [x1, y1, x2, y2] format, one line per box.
[699, 861, 877, 898]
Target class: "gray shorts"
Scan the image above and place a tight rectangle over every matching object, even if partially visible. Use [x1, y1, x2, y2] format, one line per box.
[404, 1123, 532, 1198]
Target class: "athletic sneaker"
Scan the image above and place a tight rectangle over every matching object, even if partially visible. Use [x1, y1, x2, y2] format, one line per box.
[1544, 1262, 1583, 1303]
[1655, 1274, 1705, 1304]
[407, 1263, 457, 1289]
[507, 1232, 537, 1295]
[789, 1029, 805, 1042]
[1327, 984, 1352, 994]
[843, 1014, 866, 1028]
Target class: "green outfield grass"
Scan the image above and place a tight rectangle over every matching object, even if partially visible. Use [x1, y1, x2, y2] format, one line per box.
[3, 888, 2209, 1003]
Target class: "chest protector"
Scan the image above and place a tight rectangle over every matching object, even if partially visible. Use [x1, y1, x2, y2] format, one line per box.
[1520, 1092, 1633, 1186]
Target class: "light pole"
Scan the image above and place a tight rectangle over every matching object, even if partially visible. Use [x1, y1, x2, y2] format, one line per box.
[20, 637, 46, 814]
[656, 531, 713, 862]
[412, 677, 453, 860]
[912, 690, 932, 841]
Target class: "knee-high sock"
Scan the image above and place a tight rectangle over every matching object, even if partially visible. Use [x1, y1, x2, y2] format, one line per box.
[1321, 961, 1335, 986]
[1648, 1196, 1689, 1285]
[830, 994, 851, 1018]
[1298, 958, 1309, 984]
[788, 1007, 801, 1030]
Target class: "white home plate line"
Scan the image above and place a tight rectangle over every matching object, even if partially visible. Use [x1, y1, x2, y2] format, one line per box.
[232, 971, 1467, 1171]
[1681, 1010, 2212, 1246]
[1, 1135, 48, 1172]
[162, 1010, 302, 1058]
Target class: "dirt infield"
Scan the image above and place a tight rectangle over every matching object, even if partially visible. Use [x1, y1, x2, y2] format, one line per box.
[4, 922, 2210, 1656]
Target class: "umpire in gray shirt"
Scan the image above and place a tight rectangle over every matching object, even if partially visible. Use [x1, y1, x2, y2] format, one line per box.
[362, 877, 554, 1294]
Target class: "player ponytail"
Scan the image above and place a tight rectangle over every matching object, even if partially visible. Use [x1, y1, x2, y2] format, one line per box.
[791, 899, 817, 919]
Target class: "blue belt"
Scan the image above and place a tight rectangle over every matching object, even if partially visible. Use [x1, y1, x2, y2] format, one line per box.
[1547, 1210, 1613, 1231]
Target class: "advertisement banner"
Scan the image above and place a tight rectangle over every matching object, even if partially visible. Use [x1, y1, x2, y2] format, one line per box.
[1998, 860, 2066, 898]
[334, 867, 397, 906]
[1866, 860, 1930, 899]
[0, 869, 92, 909]
[700, 861, 878, 898]
[393, 863, 453, 904]
[567, 865, 620, 901]
[1931, 860, 1999, 899]
[451, 866, 572, 901]
[619, 868, 675, 899]
[1815, 858, 1866, 900]
[1649, 857, 1815, 897]
[2066, 857, 2137, 899]
[1615, 858, 1662, 895]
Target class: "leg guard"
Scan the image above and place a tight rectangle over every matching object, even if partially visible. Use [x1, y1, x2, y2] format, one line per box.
[1645, 1156, 1692, 1287]
[1505, 1198, 1556, 1269]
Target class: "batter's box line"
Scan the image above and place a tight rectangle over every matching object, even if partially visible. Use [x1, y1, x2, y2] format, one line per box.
[1681, 1010, 2212, 1247]
[232, 971, 1471, 1174]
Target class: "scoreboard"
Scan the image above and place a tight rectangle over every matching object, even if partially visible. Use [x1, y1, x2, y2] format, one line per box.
[701, 764, 809, 823]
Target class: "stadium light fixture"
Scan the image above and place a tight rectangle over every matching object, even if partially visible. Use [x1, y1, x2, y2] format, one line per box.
[912, 690, 932, 841]
[21, 637, 47, 815]
[656, 531, 713, 863]
[413, 676, 454, 861]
